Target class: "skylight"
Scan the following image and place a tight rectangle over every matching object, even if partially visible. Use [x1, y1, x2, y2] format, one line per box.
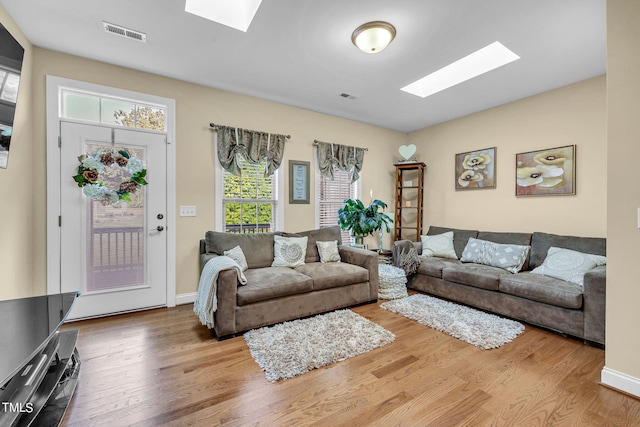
[185, 0, 263, 32]
[401, 41, 520, 98]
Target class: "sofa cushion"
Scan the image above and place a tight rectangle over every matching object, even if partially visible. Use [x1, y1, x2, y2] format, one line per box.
[282, 226, 342, 263]
[499, 272, 583, 309]
[529, 232, 606, 270]
[272, 235, 308, 267]
[427, 226, 479, 259]
[416, 256, 461, 278]
[460, 237, 530, 273]
[530, 247, 606, 286]
[205, 231, 276, 269]
[237, 267, 313, 305]
[442, 263, 509, 291]
[294, 262, 369, 291]
[421, 231, 458, 259]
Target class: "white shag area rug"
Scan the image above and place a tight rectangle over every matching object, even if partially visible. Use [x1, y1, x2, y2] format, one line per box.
[244, 309, 395, 382]
[381, 294, 524, 349]
[378, 264, 409, 300]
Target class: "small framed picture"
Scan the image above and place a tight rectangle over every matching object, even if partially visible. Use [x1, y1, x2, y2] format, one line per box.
[516, 145, 575, 197]
[455, 147, 496, 190]
[289, 160, 310, 204]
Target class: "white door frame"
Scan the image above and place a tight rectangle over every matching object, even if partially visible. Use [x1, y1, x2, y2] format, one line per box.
[45, 75, 177, 308]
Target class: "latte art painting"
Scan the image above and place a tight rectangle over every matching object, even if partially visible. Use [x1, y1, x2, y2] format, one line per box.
[515, 145, 575, 197]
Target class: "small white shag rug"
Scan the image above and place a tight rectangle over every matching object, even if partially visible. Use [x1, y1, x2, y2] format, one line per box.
[381, 294, 524, 349]
[244, 309, 395, 382]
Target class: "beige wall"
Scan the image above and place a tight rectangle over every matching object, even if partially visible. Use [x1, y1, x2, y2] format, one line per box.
[605, 0, 640, 386]
[26, 48, 402, 297]
[408, 76, 606, 237]
[0, 6, 34, 299]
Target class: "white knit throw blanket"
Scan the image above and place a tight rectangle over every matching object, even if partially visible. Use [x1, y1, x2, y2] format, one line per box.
[194, 256, 247, 328]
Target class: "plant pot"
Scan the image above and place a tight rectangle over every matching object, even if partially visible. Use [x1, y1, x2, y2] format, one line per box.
[353, 235, 365, 246]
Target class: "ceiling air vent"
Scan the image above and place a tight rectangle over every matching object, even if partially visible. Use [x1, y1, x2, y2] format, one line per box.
[103, 22, 147, 43]
[339, 93, 357, 100]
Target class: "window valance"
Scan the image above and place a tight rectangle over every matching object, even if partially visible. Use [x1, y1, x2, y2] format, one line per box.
[314, 140, 366, 183]
[212, 124, 289, 177]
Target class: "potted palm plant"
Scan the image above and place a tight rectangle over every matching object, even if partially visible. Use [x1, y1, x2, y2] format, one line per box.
[337, 198, 393, 246]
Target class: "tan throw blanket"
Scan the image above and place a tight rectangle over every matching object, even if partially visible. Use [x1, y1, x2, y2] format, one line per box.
[194, 256, 247, 328]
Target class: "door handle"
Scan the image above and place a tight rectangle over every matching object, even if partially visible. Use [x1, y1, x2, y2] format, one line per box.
[151, 225, 164, 232]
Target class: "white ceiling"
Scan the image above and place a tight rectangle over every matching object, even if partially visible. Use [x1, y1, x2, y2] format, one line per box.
[1, 0, 605, 132]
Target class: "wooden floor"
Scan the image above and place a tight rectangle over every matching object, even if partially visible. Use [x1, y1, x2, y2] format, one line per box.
[60, 298, 640, 427]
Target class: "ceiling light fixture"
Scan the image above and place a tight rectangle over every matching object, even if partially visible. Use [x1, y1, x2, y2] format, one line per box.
[351, 21, 396, 54]
[401, 41, 520, 98]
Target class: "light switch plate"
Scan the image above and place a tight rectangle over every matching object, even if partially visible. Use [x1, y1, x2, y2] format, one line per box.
[180, 206, 196, 217]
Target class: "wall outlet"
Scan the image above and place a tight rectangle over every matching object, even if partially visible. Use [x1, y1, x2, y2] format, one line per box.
[180, 206, 196, 217]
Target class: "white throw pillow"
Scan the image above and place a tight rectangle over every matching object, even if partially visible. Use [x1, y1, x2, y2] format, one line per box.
[530, 247, 606, 286]
[223, 245, 248, 272]
[316, 240, 341, 263]
[461, 237, 530, 274]
[272, 235, 308, 267]
[421, 231, 458, 259]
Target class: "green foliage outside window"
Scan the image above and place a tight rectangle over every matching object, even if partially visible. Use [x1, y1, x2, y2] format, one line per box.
[223, 158, 274, 231]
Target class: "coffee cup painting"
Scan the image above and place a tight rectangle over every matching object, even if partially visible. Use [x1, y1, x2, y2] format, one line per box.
[515, 145, 576, 197]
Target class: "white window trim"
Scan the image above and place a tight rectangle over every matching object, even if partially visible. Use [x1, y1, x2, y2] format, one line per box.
[213, 139, 284, 232]
[45, 75, 177, 306]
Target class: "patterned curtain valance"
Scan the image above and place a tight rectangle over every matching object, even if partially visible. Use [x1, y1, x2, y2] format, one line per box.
[214, 125, 288, 177]
[315, 140, 366, 183]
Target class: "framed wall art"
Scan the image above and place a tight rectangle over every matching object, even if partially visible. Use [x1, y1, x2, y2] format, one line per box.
[455, 147, 496, 190]
[515, 145, 575, 197]
[289, 160, 310, 204]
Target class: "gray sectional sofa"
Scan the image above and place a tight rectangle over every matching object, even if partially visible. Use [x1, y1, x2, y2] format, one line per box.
[199, 226, 379, 339]
[394, 226, 606, 347]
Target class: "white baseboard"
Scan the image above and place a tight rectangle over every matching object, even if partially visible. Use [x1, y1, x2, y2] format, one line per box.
[601, 367, 640, 398]
[176, 292, 197, 305]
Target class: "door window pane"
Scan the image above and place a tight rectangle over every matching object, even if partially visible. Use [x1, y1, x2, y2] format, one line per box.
[85, 143, 146, 292]
[63, 91, 100, 123]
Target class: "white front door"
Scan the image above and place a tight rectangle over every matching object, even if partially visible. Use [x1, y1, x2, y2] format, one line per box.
[60, 122, 167, 319]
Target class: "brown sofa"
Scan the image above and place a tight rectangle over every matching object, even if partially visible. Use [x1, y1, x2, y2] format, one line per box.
[394, 226, 606, 347]
[199, 226, 379, 339]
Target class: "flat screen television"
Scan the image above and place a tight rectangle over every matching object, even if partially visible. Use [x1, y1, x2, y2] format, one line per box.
[0, 22, 25, 169]
[0, 292, 78, 388]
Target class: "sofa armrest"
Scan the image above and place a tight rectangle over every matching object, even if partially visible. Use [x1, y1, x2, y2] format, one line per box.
[339, 245, 379, 301]
[583, 265, 606, 345]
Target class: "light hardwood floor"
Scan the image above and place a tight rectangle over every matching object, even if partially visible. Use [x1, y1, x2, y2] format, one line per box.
[60, 297, 640, 426]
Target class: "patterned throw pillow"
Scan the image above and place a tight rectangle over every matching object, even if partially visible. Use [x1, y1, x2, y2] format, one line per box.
[461, 237, 530, 273]
[420, 231, 458, 259]
[530, 247, 606, 286]
[316, 240, 341, 263]
[223, 245, 248, 271]
[272, 235, 308, 267]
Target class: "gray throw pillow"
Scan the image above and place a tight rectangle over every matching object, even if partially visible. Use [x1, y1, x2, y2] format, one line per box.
[461, 237, 530, 273]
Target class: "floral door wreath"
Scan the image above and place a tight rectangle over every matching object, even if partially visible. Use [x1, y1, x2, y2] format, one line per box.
[73, 148, 148, 204]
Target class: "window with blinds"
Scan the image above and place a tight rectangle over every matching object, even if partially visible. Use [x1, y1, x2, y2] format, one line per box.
[223, 158, 277, 233]
[318, 169, 358, 244]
